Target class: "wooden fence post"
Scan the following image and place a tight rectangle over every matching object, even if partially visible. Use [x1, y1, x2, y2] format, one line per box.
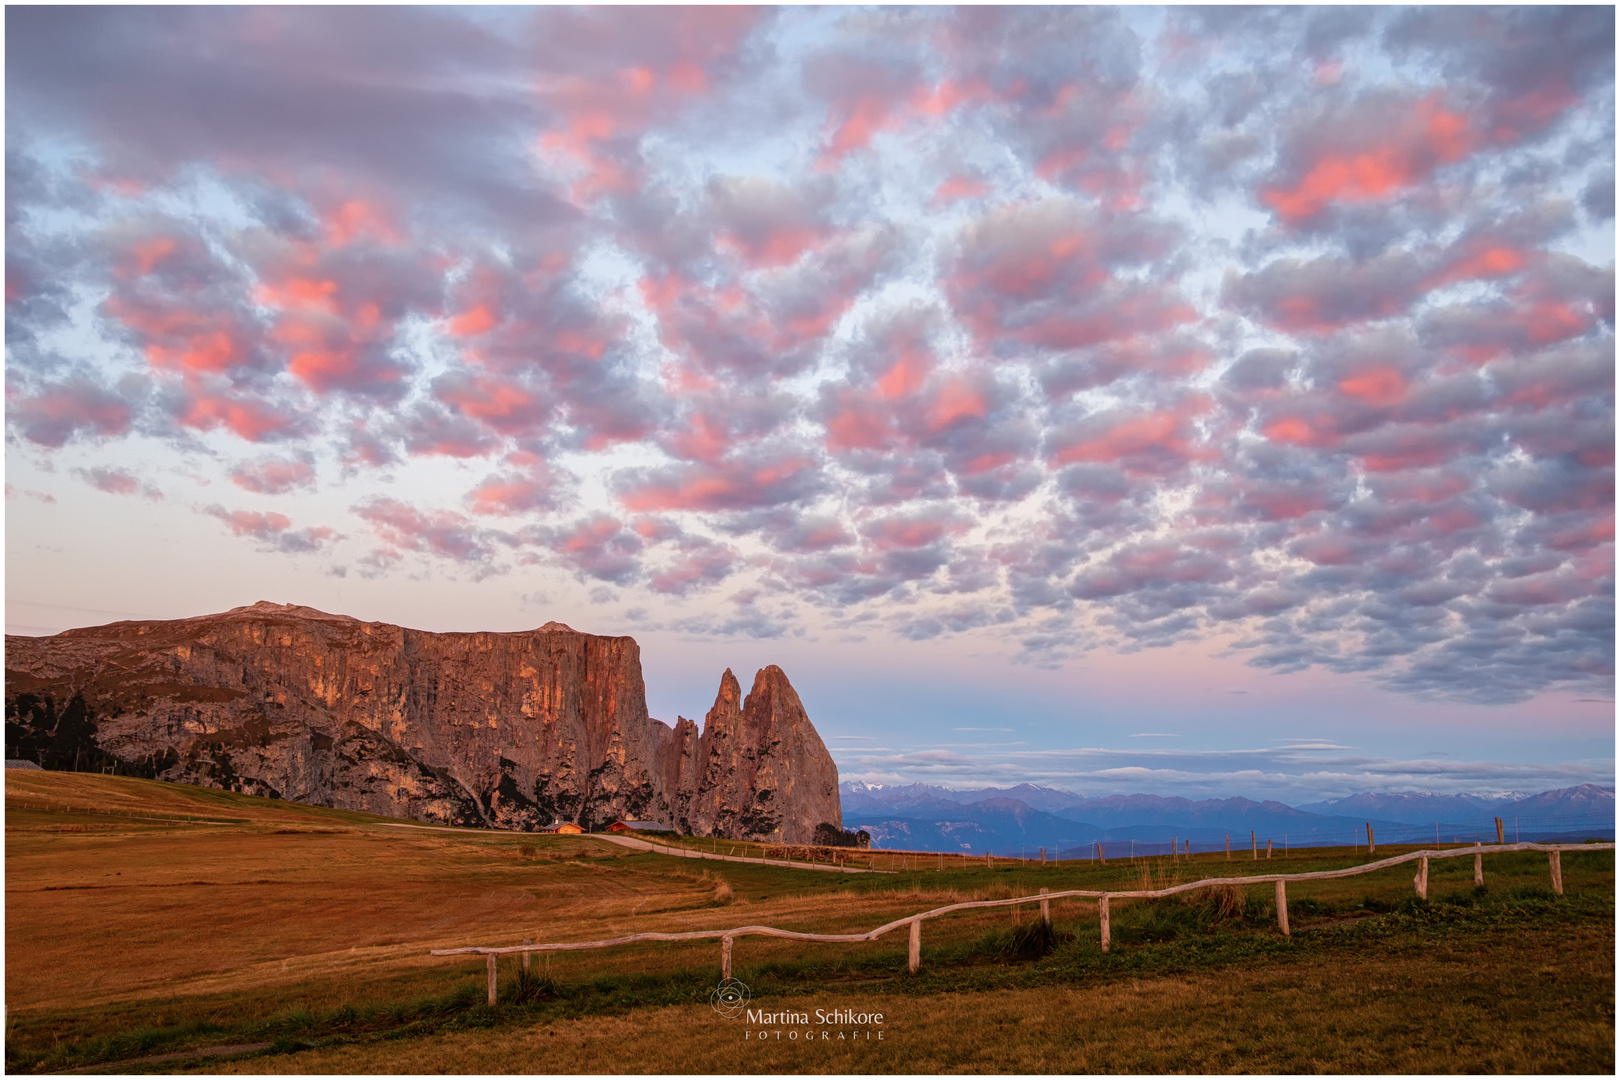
[486, 953, 498, 1006]
[1549, 850, 1563, 895]
[908, 919, 921, 973]
[523, 938, 531, 971]
[721, 935, 733, 979]
[1251, 832, 1257, 861]
[1366, 823, 1375, 854]
[1040, 887, 1051, 927]
[1099, 895, 1111, 953]
[1275, 879, 1290, 937]
[1226, 834, 1230, 861]
[1096, 841, 1106, 864]
[1495, 817, 1504, 844]
[1414, 856, 1428, 900]
[1474, 842, 1483, 886]
[1171, 837, 1176, 863]
[1266, 839, 1273, 859]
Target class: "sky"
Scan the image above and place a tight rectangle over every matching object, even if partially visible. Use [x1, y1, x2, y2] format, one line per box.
[5, 6, 1614, 802]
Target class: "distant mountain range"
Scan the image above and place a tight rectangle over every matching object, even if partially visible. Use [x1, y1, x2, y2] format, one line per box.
[840, 782, 1615, 857]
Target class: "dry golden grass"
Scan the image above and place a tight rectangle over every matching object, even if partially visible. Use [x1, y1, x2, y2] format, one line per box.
[210, 932, 1612, 1074]
[7, 775, 746, 1012]
[6, 771, 1613, 1074]
[5, 775, 981, 1024]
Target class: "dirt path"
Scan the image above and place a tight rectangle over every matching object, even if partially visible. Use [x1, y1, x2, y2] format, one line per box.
[372, 822, 885, 873]
[592, 832, 886, 873]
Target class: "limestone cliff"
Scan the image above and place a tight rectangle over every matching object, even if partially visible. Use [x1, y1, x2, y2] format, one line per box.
[3, 602, 842, 840]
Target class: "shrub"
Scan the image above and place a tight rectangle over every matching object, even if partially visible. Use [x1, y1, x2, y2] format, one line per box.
[813, 822, 867, 848]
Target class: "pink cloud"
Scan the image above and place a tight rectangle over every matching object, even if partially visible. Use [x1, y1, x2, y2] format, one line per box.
[353, 496, 495, 562]
[947, 200, 1193, 356]
[647, 537, 736, 595]
[1049, 399, 1212, 476]
[707, 176, 835, 269]
[209, 506, 291, 536]
[203, 504, 337, 552]
[246, 231, 426, 399]
[177, 387, 304, 443]
[1262, 94, 1475, 224]
[538, 512, 644, 584]
[7, 379, 133, 447]
[433, 373, 548, 438]
[104, 294, 253, 376]
[860, 509, 966, 551]
[933, 174, 990, 204]
[231, 456, 316, 495]
[466, 456, 563, 516]
[617, 454, 821, 513]
[533, 7, 761, 202]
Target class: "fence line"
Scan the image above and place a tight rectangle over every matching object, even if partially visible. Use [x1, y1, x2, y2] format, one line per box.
[431, 841, 1613, 1003]
[1056, 816, 1615, 861]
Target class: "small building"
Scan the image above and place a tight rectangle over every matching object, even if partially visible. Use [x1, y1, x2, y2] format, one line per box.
[539, 822, 584, 835]
[607, 820, 676, 833]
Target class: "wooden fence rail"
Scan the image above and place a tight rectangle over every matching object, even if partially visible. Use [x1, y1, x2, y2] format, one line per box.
[431, 841, 1613, 1004]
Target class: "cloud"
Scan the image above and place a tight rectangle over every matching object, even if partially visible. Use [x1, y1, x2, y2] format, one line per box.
[352, 496, 501, 564]
[7, 378, 135, 447]
[202, 504, 337, 553]
[616, 450, 824, 513]
[4, 6, 1612, 709]
[839, 740, 1614, 800]
[231, 454, 316, 495]
[533, 513, 645, 585]
[74, 465, 161, 499]
[466, 461, 569, 516]
[946, 198, 1193, 357]
[1259, 92, 1478, 226]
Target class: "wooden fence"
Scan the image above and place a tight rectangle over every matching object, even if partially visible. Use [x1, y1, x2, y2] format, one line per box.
[431, 841, 1613, 1004]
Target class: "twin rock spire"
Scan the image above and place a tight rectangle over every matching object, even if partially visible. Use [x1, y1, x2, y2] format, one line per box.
[653, 665, 842, 842]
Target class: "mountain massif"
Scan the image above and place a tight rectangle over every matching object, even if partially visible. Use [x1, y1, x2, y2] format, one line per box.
[4, 602, 842, 841]
[841, 781, 1616, 856]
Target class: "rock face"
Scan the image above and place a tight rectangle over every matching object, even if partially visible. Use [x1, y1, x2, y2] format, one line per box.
[684, 667, 842, 843]
[3, 602, 842, 840]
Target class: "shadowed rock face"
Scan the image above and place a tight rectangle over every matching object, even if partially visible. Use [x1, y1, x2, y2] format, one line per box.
[3, 602, 841, 840]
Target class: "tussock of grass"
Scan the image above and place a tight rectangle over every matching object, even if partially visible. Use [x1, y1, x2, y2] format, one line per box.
[510, 968, 560, 1005]
[977, 919, 1073, 961]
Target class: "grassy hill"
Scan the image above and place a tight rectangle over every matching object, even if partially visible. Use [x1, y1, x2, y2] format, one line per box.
[6, 772, 1614, 1073]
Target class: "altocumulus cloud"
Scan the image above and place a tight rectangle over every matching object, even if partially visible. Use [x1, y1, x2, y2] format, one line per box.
[4, 7, 1612, 705]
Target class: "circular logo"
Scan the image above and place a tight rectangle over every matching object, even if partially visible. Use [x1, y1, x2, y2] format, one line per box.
[709, 977, 751, 1018]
